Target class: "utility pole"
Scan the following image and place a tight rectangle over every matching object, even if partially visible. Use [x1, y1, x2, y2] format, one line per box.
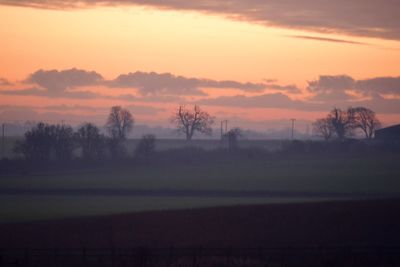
[1, 123, 4, 159]
[220, 120, 228, 139]
[290, 119, 296, 140]
[220, 121, 223, 139]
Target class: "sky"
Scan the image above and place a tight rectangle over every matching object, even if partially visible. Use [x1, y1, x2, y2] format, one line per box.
[0, 0, 400, 133]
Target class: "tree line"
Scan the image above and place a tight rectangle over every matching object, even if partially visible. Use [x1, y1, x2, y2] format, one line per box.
[14, 106, 137, 161]
[312, 107, 381, 140]
[12, 104, 383, 161]
[12, 105, 215, 161]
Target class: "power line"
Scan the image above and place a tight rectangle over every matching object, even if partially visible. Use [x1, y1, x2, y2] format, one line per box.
[220, 120, 228, 139]
[290, 119, 296, 140]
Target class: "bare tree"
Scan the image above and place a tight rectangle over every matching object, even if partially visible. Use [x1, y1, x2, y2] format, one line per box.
[312, 118, 334, 141]
[350, 107, 381, 139]
[171, 105, 214, 141]
[105, 106, 134, 140]
[327, 107, 355, 140]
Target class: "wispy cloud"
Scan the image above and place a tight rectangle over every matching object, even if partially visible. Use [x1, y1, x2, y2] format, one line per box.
[196, 93, 325, 111]
[1, 0, 399, 40]
[43, 104, 164, 115]
[0, 87, 99, 99]
[196, 92, 400, 114]
[264, 83, 302, 94]
[288, 35, 368, 45]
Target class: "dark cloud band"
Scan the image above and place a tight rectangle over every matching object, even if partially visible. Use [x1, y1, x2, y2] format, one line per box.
[0, 0, 399, 40]
[109, 71, 266, 96]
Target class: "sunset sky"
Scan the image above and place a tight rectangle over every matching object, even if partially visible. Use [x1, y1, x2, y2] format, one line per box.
[1, 0, 399, 133]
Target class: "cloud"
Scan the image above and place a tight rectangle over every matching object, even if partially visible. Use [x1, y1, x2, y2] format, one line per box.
[0, 104, 165, 127]
[355, 95, 400, 114]
[265, 83, 302, 94]
[2, 69, 400, 115]
[116, 93, 184, 103]
[308, 75, 400, 100]
[196, 91, 400, 114]
[1, 69, 271, 99]
[1, 1, 399, 40]
[0, 68, 104, 98]
[43, 104, 164, 115]
[355, 77, 400, 95]
[307, 75, 355, 100]
[308, 75, 355, 92]
[196, 93, 325, 112]
[108, 71, 265, 96]
[26, 68, 104, 91]
[2, 69, 270, 99]
[0, 87, 99, 99]
[288, 35, 368, 45]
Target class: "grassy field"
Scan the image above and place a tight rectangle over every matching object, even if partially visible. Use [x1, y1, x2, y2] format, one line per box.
[1, 151, 399, 223]
[1, 153, 399, 193]
[0, 137, 283, 159]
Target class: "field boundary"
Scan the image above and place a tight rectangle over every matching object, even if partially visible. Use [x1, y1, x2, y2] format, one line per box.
[0, 187, 396, 199]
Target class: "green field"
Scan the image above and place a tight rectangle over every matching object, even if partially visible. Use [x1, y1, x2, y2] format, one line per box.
[1, 151, 399, 223]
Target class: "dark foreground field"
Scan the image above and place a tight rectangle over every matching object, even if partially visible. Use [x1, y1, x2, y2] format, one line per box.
[1, 199, 400, 266]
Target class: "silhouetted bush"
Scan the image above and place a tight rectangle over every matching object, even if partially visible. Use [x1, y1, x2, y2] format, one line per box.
[75, 123, 106, 160]
[14, 122, 74, 161]
[135, 134, 156, 160]
[223, 128, 243, 150]
[51, 124, 75, 160]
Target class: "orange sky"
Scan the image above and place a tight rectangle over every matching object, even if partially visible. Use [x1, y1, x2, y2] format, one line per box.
[0, 4, 400, 131]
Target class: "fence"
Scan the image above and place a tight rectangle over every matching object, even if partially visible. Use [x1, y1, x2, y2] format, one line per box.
[1, 246, 400, 267]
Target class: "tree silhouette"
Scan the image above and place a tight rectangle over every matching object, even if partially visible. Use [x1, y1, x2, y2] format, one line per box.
[106, 106, 134, 140]
[312, 118, 334, 140]
[105, 106, 134, 158]
[50, 124, 74, 160]
[350, 107, 381, 139]
[224, 127, 243, 150]
[135, 134, 156, 159]
[327, 107, 355, 140]
[14, 122, 74, 160]
[75, 123, 105, 160]
[171, 105, 214, 141]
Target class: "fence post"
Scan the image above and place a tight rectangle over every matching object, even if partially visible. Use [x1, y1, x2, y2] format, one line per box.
[225, 247, 231, 266]
[82, 248, 86, 265]
[23, 248, 29, 266]
[166, 246, 174, 267]
[53, 247, 58, 265]
[191, 248, 198, 267]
